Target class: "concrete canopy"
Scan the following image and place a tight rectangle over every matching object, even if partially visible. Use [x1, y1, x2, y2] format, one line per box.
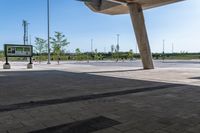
[83, 0, 185, 69]
[85, 0, 184, 15]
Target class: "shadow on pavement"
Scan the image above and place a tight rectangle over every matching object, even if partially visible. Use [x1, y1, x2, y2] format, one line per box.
[86, 69, 144, 73]
[0, 70, 180, 106]
[0, 70, 200, 133]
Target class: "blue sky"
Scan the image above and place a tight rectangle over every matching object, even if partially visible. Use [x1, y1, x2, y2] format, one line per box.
[0, 0, 199, 53]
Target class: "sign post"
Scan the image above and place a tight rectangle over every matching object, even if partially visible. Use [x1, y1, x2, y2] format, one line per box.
[3, 44, 33, 69]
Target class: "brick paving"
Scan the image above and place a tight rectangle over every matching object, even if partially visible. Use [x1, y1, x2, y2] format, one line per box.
[0, 62, 200, 133]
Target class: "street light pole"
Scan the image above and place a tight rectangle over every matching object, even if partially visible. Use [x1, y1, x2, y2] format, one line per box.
[117, 34, 120, 46]
[47, 0, 51, 64]
[116, 34, 120, 52]
[91, 39, 93, 53]
[162, 40, 165, 62]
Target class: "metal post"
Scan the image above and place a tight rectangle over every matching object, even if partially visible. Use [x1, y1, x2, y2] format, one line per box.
[162, 40, 165, 61]
[6, 57, 8, 64]
[117, 34, 120, 46]
[116, 34, 120, 51]
[116, 34, 120, 61]
[47, 0, 51, 64]
[30, 57, 32, 64]
[91, 39, 93, 53]
[23, 20, 26, 45]
[29, 35, 32, 45]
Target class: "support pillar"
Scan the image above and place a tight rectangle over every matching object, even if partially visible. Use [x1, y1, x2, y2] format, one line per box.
[128, 3, 154, 69]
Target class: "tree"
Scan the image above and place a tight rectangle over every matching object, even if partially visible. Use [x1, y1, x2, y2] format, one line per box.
[111, 45, 115, 60]
[111, 45, 115, 53]
[0, 51, 4, 61]
[51, 32, 70, 64]
[94, 49, 98, 53]
[128, 49, 134, 60]
[34, 37, 47, 63]
[94, 49, 99, 60]
[75, 48, 81, 61]
[75, 48, 81, 55]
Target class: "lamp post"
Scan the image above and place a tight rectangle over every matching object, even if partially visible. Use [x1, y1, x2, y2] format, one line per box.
[116, 34, 120, 62]
[162, 40, 165, 62]
[47, 0, 51, 64]
[91, 39, 93, 53]
[117, 34, 120, 50]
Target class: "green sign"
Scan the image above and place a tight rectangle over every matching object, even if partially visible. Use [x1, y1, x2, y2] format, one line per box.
[4, 44, 33, 57]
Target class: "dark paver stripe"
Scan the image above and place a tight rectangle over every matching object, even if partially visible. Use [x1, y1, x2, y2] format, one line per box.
[0, 84, 181, 112]
[29, 116, 121, 133]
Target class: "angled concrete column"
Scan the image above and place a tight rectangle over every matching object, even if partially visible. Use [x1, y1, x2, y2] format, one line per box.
[128, 3, 154, 69]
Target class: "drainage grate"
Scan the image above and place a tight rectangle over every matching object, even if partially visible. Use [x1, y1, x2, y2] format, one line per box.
[0, 84, 181, 112]
[29, 116, 121, 133]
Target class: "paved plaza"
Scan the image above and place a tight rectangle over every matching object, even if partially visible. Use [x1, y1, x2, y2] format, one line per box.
[0, 60, 200, 133]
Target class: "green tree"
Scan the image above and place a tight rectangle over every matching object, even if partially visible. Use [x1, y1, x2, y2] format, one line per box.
[94, 49, 99, 60]
[128, 49, 134, 60]
[75, 48, 81, 60]
[94, 49, 98, 53]
[75, 48, 81, 54]
[0, 51, 4, 61]
[51, 32, 70, 64]
[34, 37, 47, 63]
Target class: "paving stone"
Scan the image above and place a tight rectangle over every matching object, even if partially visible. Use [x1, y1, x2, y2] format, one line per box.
[41, 114, 74, 128]
[113, 121, 139, 132]
[124, 128, 144, 133]
[0, 129, 8, 133]
[186, 124, 200, 133]
[19, 119, 46, 132]
[7, 127, 30, 133]
[0, 65, 200, 133]
[92, 127, 122, 133]
[147, 130, 169, 133]
[10, 110, 33, 121]
[0, 114, 24, 131]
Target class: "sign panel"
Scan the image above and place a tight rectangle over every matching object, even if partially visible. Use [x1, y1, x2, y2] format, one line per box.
[4, 44, 33, 57]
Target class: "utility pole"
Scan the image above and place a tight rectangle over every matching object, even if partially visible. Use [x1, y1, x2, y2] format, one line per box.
[116, 34, 120, 62]
[29, 35, 32, 45]
[22, 20, 29, 45]
[162, 40, 165, 61]
[47, 0, 51, 64]
[172, 43, 174, 54]
[116, 34, 120, 51]
[135, 44, 138, 54]
[91, 39, 93, 53]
